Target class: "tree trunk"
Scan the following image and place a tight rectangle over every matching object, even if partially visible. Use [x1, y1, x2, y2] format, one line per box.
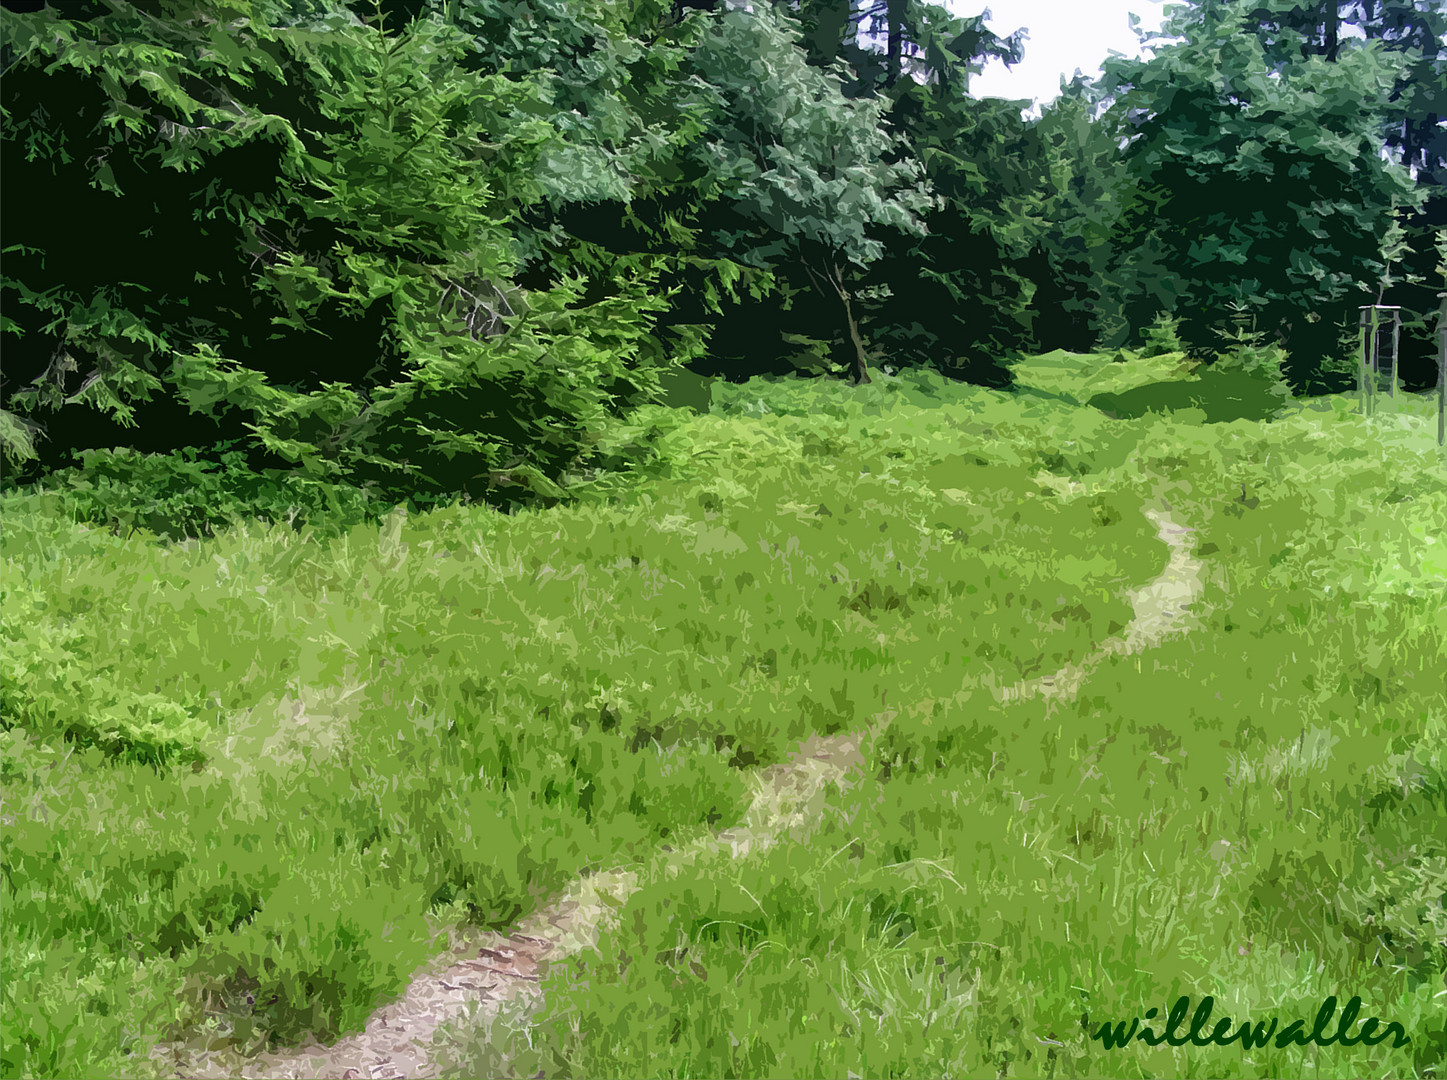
[804, 254, 873, 384]
[839, 282, 873, 384]
[886, 0, 905, 87]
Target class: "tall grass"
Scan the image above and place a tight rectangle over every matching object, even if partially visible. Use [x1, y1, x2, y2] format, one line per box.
[3, 365, 1443, 1079]
[436, 371, 1447, 1080]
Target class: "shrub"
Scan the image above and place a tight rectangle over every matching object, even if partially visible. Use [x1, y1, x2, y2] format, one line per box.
[1138, 312, 1187, 357]
[4, 445, 393, 541]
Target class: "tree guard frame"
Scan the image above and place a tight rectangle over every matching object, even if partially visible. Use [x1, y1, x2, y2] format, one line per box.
[1357, 304, 1402, 417]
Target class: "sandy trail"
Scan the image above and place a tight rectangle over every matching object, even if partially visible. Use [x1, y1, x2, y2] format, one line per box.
[999, 508, 1205, 705]
[150, 499, 1206, 1080]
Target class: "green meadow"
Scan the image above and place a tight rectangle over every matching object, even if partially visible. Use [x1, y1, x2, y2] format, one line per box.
[3, 355, 1445, 1079]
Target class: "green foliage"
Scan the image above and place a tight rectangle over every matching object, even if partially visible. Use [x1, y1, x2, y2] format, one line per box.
[4, 445, 393, 541]
[1099, 0, 1421, 388]
[1214, 322, 1290, 384]
[438, 0, 758, 374]
[1138, 312, 1186, 357]
[4, 0, 1446, 1070]
[677, 5, 935, 383]
[1, 589, 210, 769]
[1028, 78, 1127, 352]
[1087, 369, 1288, 425]
[1154, 0, 1447, 393]
[857, 88, 1045, 385]
[5, 0, 1439, 490]
[1, 499, 764, 1075]
[1087, 321, 1293, 423]
[815, 2, 1076, 383]
[781, 0, 1025, 97]
[715, 0, 1045, 385]
[0, 0, 684, 507]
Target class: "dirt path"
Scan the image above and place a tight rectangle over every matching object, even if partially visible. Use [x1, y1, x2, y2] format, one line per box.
[999, 508, 1205, 705]
[150, 499, 1206, 1080]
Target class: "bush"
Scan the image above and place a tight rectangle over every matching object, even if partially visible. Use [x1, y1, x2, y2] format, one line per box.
[4, 445, 394, 541]
[1138, 312, 1186, 357]
[1088, 328, 1291, 424]
[1214, 324, 1288, 383]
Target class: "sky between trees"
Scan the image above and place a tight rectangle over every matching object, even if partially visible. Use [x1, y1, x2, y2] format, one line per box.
[950, 0, 1177, 105]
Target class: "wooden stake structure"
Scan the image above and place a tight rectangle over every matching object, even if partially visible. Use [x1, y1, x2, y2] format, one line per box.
[1358, 304, 1402, 417]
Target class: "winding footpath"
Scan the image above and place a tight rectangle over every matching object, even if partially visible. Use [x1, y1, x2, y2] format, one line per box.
[150, 499, 1207, 1080]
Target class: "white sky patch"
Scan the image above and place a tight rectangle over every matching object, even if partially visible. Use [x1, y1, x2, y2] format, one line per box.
[948, 0, 1172, 107]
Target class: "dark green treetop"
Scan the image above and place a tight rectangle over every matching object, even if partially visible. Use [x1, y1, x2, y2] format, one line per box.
[1097, 0, 1421, 387]
[1, 0, 687, 506]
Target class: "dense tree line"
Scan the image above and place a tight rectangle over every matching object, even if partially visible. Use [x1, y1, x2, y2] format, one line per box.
[1, 0, 1438, 509]
[1096, 0, 1442, 388]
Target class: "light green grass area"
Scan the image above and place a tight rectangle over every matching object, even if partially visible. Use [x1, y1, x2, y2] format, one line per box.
[1010, 347, 1197, 405]
[3, 361, 1445, 1079]
[440, 369, 1446, 1079]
